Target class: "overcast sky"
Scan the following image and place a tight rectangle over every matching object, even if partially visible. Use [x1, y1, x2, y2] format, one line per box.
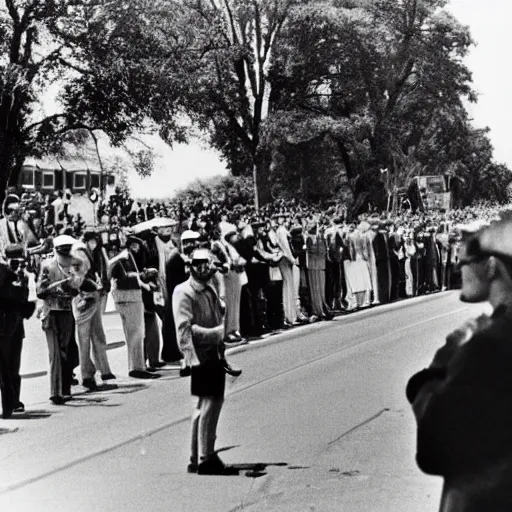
[448, 0, 511, 167]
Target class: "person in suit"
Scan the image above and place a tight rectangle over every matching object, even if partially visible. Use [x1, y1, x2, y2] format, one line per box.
[0, 194, 38, 260]
[406, 218, 512, 511]
[161, 230, 199, 365]
[0, 244, 35, 418]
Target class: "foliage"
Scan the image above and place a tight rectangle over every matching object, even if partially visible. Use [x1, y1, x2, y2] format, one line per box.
[171, 174, 254, 211]
[0, 0, 186, 201]
[258, 0, 509, 210]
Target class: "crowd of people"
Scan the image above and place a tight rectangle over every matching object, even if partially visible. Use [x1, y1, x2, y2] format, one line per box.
[0, 185, 507, 417]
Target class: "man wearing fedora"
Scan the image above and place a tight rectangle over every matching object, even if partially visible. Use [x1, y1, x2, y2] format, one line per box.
[407, 218, 512, 511]
[0, 194, 38, 260]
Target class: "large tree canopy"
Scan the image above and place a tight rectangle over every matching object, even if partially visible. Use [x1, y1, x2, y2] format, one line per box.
[0, 0, 509, 210]
[0, 0, 186, 200]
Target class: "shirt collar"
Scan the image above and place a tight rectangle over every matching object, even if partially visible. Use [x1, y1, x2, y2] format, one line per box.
[189, 276, 208, 293]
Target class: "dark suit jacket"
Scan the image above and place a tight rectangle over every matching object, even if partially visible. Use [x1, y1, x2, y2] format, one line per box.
[407, 306, 512, 511]
[165, 250, 188, 303]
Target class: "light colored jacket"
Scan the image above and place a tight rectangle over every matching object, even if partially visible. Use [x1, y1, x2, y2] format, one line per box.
[172, 276, 224, 367]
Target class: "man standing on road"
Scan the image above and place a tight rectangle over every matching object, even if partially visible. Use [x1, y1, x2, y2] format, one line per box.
[110, 236, 160, 380]
[162, 230, 199, 367]
[37, 235, 79, 405]
[173, 249, 238, 475]
[0, 244, 35, 418]
[407, 218, 512, 511]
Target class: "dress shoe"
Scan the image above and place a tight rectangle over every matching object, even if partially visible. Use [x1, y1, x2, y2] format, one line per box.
[180, 366, 192, 377]
[129, 370, 161, 380]
[101, 373, 116, 381]
[50, 396, 66, 405]
[145, 367, 159, 373]
[13, 402, 25, 413]
[187, 461, 198, 474]
[297, 313, 309, 323]
[151, 361, 166, 368]
[82, 378, 98, 391]
[197, 456, 238, 476]
[221, 360, 242, 377]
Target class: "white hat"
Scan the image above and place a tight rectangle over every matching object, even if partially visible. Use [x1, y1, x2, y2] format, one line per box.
[53, 234, 77, 248]
[191, 249, 211, 262]
[181, 230, 200, 241]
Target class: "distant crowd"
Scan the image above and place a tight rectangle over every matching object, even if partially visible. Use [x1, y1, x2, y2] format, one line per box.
[0, 184, 509, 417]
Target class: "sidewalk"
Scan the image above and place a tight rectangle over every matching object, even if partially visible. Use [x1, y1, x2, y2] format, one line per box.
[16, 291, 460, 410]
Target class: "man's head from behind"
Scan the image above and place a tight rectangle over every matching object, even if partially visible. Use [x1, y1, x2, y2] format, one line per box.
[458, 219, 512, 305]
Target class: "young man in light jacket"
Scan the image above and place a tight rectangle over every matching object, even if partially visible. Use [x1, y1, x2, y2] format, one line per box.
[173, 249, 238, 476]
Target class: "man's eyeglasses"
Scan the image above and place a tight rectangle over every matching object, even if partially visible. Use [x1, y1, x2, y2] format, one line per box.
[457, 255, 488, 269]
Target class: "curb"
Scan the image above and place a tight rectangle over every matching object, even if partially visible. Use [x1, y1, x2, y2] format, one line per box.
[226, 290, 455, 357]
[21, 291, 455, 380]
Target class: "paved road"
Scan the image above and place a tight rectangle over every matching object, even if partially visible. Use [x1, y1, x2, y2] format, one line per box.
[0, 292, 488, 512]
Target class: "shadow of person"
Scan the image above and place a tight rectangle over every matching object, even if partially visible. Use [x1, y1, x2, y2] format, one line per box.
[9, 410, 53, 420]
[212, 448, 288, 478]
[65, 396, 120, 407]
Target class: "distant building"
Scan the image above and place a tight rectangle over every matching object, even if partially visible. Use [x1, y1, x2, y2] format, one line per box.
[19, 156, 116, 196]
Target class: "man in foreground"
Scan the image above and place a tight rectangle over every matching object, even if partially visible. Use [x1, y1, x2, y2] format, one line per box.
[173, 249, 238, 475]
[407, 219, 512, 511]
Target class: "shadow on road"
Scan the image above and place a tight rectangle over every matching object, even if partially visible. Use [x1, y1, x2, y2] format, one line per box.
[65, 396, 121, 408]
[212, 447, 288, 478]
[8, 410, 53, 420]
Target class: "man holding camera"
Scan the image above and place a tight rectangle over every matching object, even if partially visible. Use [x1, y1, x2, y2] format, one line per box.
[37, 235, 80, 405]
[173, 249, 238, 475]
[0, 244, 35, 419]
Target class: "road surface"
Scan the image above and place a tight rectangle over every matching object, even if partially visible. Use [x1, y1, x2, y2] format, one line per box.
[0, 291, 487, 512]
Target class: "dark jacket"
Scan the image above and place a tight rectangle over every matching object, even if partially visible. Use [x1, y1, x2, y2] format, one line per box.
[406, 305, 512, 512]
[110, 251, 141, 291]
[0, 264, 32, 337]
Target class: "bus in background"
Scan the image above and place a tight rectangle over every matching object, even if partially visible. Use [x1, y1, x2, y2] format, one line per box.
[411, 175, 452, 211]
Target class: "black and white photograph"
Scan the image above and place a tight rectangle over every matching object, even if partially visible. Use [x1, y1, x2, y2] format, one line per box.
[0, 0, 511, 511]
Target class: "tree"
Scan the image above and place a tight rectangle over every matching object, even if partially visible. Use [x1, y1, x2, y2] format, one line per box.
[166, 0, 304, 208]
[262, 0, 486, 212]
[0, 0, 186, 201]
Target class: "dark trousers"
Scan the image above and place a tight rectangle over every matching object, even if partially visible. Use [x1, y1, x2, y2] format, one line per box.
[239, 285, 255, 338]
[246, 264, 269, 336]
[44, 311, 75, 398]
[376, 260, 390, 304]
[266, 281, 284, 330]
[325, 261, 342, 310]
[389, 254, 400, 302]
[161, 301, 183, 363]
[0, 334, 22, 414]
